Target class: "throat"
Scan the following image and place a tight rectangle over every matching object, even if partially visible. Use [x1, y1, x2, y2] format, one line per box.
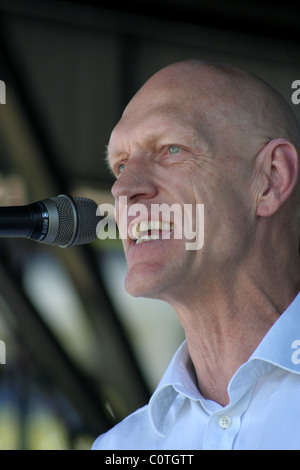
[181, 291, 281, 407]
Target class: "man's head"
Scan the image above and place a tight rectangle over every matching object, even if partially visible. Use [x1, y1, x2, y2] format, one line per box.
[107, 60, 300, 304]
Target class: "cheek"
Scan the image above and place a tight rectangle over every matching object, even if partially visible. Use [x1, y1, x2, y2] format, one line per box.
[213, 196, 256, 264]
[173, 158, 256, 250]
[196, 176, 255, 248]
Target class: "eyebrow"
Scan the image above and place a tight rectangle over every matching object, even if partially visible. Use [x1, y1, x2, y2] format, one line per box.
[104, 144, 116, 176]
[104, 144, 110, 165]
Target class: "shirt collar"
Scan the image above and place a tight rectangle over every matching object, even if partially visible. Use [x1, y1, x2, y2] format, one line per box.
[148, 341, 197, 436]
[149, 291, 300, 436]
[250, 290, 300, 373]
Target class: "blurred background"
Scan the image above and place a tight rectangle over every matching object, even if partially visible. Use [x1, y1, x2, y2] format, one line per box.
[0, 0, 299, 450]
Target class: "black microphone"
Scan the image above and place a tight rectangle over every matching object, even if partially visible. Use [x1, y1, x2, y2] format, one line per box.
[0, 194, 102, 247]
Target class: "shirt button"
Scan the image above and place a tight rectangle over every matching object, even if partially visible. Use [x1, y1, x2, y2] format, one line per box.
[218, 415, 232, 429]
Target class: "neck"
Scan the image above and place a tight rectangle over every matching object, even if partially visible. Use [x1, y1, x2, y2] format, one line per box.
[170, 257, 300, 406]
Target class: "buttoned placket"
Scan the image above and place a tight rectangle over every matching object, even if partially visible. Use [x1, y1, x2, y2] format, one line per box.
[201, 361, 269, 450]
[202, 410, 242, 449]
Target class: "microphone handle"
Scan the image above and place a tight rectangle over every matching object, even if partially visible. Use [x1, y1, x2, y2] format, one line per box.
[0, 202, 50, 241]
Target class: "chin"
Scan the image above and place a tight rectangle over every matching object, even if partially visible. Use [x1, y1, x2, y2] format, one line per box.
[124, 275, 159, 299]
[124, 264, 180, 301]
[124, 267, 163, 299]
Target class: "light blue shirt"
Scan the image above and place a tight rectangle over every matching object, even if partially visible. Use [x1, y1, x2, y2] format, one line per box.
[92, 292, 300, 450]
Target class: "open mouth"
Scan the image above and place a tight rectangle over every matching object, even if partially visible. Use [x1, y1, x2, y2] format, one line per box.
[130, 220, 175, 245]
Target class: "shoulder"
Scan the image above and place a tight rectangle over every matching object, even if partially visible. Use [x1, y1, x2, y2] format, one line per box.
[92, 404, 161, 450]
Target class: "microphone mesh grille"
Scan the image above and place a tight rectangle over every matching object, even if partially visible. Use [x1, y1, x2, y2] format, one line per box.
[53, 196, 75, 246]
[73, 196, 101, 246]
[52, 195, 100, 247]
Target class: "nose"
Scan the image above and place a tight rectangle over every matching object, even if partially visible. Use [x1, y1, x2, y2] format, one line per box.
[111, 157, 158, 203]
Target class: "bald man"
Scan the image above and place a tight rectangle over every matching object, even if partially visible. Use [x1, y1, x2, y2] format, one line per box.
[92, 60, 300, 450]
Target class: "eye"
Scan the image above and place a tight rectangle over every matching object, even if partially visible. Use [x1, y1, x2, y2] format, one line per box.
[116, 162, 126, 176]
[168, 145, 181, 155]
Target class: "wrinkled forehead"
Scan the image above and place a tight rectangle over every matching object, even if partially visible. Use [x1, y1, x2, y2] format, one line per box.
[108, 83, 216, 154]
[113, 100, 199, 136]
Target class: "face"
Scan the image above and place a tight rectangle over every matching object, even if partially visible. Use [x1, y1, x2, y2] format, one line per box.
[107, 71, 257, 305]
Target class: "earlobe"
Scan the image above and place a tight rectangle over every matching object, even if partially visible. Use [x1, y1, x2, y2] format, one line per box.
[256, 138, 299, 217]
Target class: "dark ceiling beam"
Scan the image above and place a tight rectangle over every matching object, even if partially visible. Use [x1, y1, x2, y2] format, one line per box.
[55, 0, 300, 43]
[1, 0, 300, 45]
[0, 16, 69, 199]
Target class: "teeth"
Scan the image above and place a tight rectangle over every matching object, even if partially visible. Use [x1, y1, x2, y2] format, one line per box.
[130, 220, 175, 244]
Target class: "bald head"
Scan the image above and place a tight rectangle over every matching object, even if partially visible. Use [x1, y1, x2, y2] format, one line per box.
[123, 59, 300, 161]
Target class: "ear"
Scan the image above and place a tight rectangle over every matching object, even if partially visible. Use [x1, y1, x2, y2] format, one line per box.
[256, 138, 299, 217]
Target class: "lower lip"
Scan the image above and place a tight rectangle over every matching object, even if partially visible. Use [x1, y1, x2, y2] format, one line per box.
[128, 231, 176, 252]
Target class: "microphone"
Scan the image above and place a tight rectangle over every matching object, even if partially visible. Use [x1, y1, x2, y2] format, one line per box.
[0, 194, 102, 248]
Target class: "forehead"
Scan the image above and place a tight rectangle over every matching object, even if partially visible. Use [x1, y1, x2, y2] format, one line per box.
[113, 104, 198, 138]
